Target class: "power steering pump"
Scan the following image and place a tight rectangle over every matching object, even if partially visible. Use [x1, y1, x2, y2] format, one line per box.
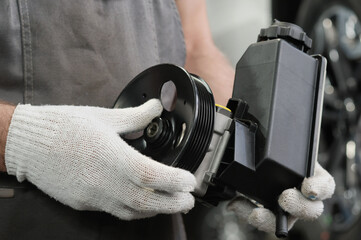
[114, 20, 326, 238]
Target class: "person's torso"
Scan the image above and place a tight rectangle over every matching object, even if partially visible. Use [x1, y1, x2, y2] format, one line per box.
[0, 1, 186, 239]
[0, 0, 185, 107]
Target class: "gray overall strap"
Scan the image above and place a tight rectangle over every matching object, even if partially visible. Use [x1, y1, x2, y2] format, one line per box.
[0, 1, 23, 104]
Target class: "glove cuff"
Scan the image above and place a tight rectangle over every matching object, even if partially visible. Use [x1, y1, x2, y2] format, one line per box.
[5, 104, 57, 182]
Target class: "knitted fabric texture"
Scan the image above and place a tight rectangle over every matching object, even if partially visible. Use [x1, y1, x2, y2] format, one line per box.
[228, 162, 335, 233]
[5, 99, 196, 220]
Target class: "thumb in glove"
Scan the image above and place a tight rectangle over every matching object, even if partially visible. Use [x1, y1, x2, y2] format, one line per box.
[227, 161, 335, 233]
[5, 99, 197, 220]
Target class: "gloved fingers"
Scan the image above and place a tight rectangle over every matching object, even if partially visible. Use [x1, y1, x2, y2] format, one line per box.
[122, 187, 195, 214]
[248, 207, 276, 233]
[227, 196, 276, 233]
[111, 191, 194, 219]
[248, 208, 298, 233]
[279, 188, 324, 220]
[124, 145, 196, 193]
[301, 161, 335, 201]
[99, 99, 163, 133]
[227, 196, 257, 222]
[228, 196, 298, 233]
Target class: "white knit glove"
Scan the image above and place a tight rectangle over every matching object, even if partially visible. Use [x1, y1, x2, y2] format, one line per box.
[227, 161, 335, 233]
[5, 99, 196, 220]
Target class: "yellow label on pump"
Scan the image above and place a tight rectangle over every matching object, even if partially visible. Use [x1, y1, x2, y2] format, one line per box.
[215, 104, 232, 112]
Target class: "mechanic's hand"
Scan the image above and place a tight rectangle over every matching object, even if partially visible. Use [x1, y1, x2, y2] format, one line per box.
[227, 161, 335, 233]
[5, 99, 196, 220]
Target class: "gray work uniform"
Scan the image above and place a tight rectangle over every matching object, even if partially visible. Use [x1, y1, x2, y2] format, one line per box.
[0, 1, 187, 239]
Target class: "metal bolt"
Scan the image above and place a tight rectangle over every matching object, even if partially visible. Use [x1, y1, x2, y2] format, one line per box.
[146, 122, 159, 138]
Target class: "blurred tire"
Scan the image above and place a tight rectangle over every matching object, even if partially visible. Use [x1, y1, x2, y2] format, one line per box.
[290, 1, 361, 240]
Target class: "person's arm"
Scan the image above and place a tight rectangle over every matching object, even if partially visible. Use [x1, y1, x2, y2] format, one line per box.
[0, 102, 15, 172]
[176, 0, 235, 106]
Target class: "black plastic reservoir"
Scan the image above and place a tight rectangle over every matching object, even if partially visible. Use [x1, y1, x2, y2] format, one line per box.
[219, 20, 326, 213]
